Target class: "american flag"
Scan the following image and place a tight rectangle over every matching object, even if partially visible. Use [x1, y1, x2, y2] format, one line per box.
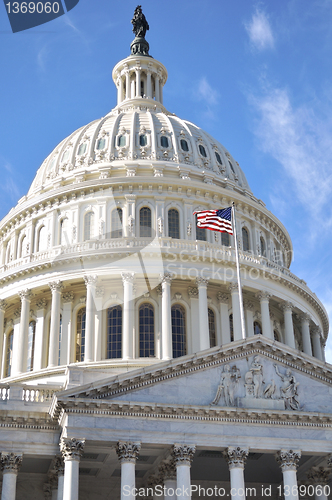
[193, 207, 233, 235]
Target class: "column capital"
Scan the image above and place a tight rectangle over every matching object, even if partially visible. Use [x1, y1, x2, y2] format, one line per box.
[307, 467, 331, 485]
[1, 452, 23, 473]
[53, 455, 65, 477]
[228, 282, 239, 293]
[60, 437, 85, 461]
[156, 284, 163, 296]
[0, 299, 7, 312]
[36, 298, 47, 310]
[243, 299, 254, 311]
[18, 288, 33, 301]
[188, 287, 199, 299]
[83, 275, 98, 287]
[62, 291, 75, 303]
[116, 441, 141, 464]
[327, 454, 332, 468]
[223, 447, 248, 469]
[196, 277, 209, 287]
[121, 272, 135, 285]
[172, 444, 196, 465]
[312, 325, 322, 337]
[276, 450, 301, 472]
[217, 292, 230, 304]
[159, 272, 173, 285]
[279, 301, 295, 313]
[148, 474, 162, 488]
[159, 459, 176, 480]
[255, 291, 271, 302]
[298, 312, 311, 323]
[49, 281, 64, 293]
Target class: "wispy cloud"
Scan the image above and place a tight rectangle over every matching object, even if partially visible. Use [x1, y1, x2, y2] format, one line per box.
[245, 9, 275, 51]
[0, 159, 21, 203]
[37, 45, 49, 72]
[193, 77, 219, 120]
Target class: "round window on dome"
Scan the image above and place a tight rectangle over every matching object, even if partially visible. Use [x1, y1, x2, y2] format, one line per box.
[78, 143, 87, 156]
[139, 134, 147, 147]
[180, 139, 189, 152]
[215, 151, 222, 165]
[160, 136, 169, 148]
[96, 138, 106, 150]
[199, 145, 207, 157]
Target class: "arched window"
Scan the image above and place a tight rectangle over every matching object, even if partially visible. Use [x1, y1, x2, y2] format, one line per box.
[139, 303, 155, 357]
[118, 135, 126, 147]
[221, 232, 230, 247]
[27, 321, 36, 372]
[254, 321, 262, 335]
[62, 149, 70, 162]
[78, 143, 87, 155]
[199, 145, 207, 157]
[5, 330, 14, 378]
[76, 308, 86, 362]
[208, 308, 216, 348]
[172, 305, 186, 358]
[242, 227, 250, 252]
[111, 208, 123, 238]
[228, 160, 235, 174]
[229, 314, 234, 342]
[19, 236, 27, 258]
[60, 218, 69, 246]
[260, 236, 266, 257]
[180, 139, 189, 152]
[168, 209, 180, 239]
[107, 305, 122, 359]
[5, 243, 11, 263]
[274, 330, 280, 342]
[160, 136, 169, 148]
[37, 226, 48, 252]
[215, 151, 223, 165]
[139, 134, 147, 147]
[195, 214, 206, 241]
[58, 315, 62, 365]
[140, 207, 152, 237]
[96, 138, 106, 150]
[84, 211, 95, 241]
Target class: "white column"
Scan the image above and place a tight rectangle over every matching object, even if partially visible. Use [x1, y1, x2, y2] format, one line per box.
[94, 286, 104, 362]
[60, 437, 85, 500]
[125, 70, 130, 99]
[299, 313, 312, 356]
[136, 69, 141, 97]
[118, 76, 124, 104]
[130, 79, 135, 99]
[16, 289, 32, 374]
[122, 273, 135, 360]
[83, 275, 97, 362]
[34, 299, 47, 371]
[172, 444, 196, 500]
[276, 450, 301, 500]
[146, 71, 152, 98]
[280, 302, 296, 349]
[48, 281, 63, 367]
[312, 327, 323, 361]
[229, 283, 242, 341]
[307, 467, 331, 500]
[196, 278, 210, 351]
[223, 447, 248, 500]
[155, 76, 160, 101]
[61, 292, 74, 365]
[188, 287, 200, 353]
[256, 292, 273, 340]
[160, 273, 173, 360]
[243, 300, 254, 337]
[11, 312, 21, 376]
[116, 441, 141, 500]
[0, 452, 23, 500]
[0, 300, 7, 377]
[160, 460, 177, 500]
[218, 293, 231, 345]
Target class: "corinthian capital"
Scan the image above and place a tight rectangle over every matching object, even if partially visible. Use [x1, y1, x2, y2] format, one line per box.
[276, 450, 301, 472]
[188, 287, 198, 298]
[279, 301, 294, 313]
[307, 467, 331, 485]
[0, 299, 7, 312]
[62, 292, 74, 303]
[159, 459, 176, 480]
[159, 272, 173, 285]
[121, 272, 135, 285]
[60, 437, 85, 461]
[36, 298, 47, 310]
[49, 281, 64, 293]
[84, 275, 98, 287]
[196, 277, 209, 287]
[172, 444, 196, 465]
[18, 289, 33, 301]
[255, 291, 271, 302]
[1, 452, 23, 473]
[217, 292, 230, 304]
[228, 282, 239, 293]
[53, 455, 64, 476]
[116, 441, 141, 463]
[298, 312, 311, 324]
[223, 447, 248, 469]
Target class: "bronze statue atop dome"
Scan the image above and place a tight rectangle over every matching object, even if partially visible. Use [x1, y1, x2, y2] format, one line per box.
[130, 6, 151, 56]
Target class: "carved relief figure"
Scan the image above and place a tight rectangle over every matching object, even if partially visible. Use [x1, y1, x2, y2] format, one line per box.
[211, 364, 240, 407]
[250, 355, 264, 398]
[274, 365, 300, 410]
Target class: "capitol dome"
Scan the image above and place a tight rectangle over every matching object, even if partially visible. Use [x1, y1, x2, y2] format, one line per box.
[0, 8, 331, 500]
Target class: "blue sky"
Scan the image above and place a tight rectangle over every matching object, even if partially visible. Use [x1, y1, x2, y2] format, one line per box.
[1, 0, 332, 360]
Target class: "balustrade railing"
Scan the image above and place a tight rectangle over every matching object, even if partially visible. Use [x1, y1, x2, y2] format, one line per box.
[0, 384, 58, 404]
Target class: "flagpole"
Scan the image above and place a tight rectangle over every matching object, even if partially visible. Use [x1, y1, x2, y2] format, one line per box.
[232, 202, 246, 340]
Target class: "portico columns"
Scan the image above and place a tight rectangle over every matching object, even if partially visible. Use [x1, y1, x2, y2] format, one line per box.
[83, 275, 97, 362]
[243, 300, 254, 338]
[146, 71, 152, 98]
[223, 447, 249, 500]
[122, 272, 135, 360]
[299, 314, 312, 357]
[307, 467, 331, 500]
[0, 452, 23, 500]
[172, 444, 196, 500]
[48, 281, 63, 367]
[312, 327, 323, 361]
[52, 455, 65, 500]
[159, 460, 177, 500]
[116, 441, 141, 500]
[280, 302, 296, 349]
[0, 300, 7, 376]
[256, 292, 273, 340]
[60, 437, 85, 500]
[16, 289, 32, 374]
[229, 283, 242, 341]
[160, 273, 173, 360]
[135, 68, 141, 98]
[218, 293, 231, 344]
[276, 450, 301, 500]
[196, 277, 210, 350]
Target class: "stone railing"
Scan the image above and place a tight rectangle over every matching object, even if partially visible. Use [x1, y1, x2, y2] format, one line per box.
[0, 384, 59, 404]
